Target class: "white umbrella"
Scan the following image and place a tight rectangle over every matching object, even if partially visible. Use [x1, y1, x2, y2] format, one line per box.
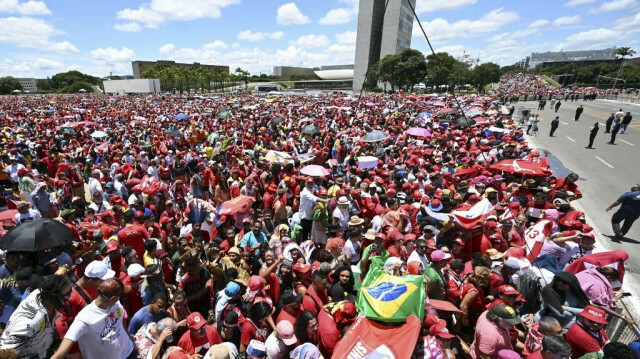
[78, 89, 87, 93]
[90, 130, 108, 138]
[12, 89, 21, 93]
[357, 156, 379, 169]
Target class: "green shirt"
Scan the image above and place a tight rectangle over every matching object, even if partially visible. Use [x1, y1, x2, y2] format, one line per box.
[424, 263, 446, 300]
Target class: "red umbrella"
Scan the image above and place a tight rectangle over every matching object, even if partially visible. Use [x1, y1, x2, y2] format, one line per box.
[489, 158, 551, 177]
[219, 195, 255, 216]
[0, 210, 17, 221]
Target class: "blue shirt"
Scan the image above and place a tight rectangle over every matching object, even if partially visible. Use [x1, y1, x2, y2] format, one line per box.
[617, 191, 640, 217]
[128, 306, 165, 334]
[240, 231, 268, 255]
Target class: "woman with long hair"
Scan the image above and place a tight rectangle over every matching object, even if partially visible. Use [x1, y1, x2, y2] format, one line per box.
[460, 266, 492, 326]
[329, 266, 355, 302]
[293, 310, 318, 345]
[536, 271, 590, 328]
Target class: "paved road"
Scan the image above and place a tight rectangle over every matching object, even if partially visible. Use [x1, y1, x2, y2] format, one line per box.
[513, 98, 640, 312]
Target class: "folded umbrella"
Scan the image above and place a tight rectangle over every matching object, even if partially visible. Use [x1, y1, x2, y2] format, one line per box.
[0, 219, 71, 252]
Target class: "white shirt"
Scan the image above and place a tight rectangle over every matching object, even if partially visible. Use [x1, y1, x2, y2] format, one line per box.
[65, 301, 134, 359]
[88, 178, 103, 197]
[371, 215, 383, 233]
[264, 332, 287, 359]
[560, 242, 592, 268]
[407, 250, 428, 268]
[4, 163, 25, 182]
[299, 188, 318, 220]
[89, 200, 111, 214]
[0, 290, 53, 358]
[14, 209, 42, 224]
[333, 207, 349, 231]
[344, 239, 361, 263]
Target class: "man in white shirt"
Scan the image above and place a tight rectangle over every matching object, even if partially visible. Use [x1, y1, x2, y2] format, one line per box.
[4, 157, 25, 183]
[88, 170, 103, 198]
[407, 238, 428, 268]
[265, 320, 297, 359]
[88, 191, 111, 214]
[298, 177, 328, 242]
[14, 202, 42, 224]
[345, 228, 364, 264]
[51, 279, 134, 359]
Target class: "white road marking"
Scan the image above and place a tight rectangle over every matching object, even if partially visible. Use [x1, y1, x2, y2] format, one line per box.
[595, 156, 614, 168]
[620, 139, 635, 146]
[566, 136, 576, 143]
[599, 123, 605, 126]
[561, 121, 569, 125]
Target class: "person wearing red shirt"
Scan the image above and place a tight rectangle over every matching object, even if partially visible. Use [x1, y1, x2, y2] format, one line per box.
[488, 259, 520, 297]
[565, 306, 610, 358]
[276, 291, 304, 325]
[99, 211, 118, 239]
[526, 335, 572, 359]
[117, 210, 149, 258]
[178, 312, 222, 356]
[552, 173, 582, 200]
[60, 209, 81, 241]
[525, 192, 556, 224]
[240, 302, 271, 354]
[500, 220, 525, 248]
[302, 271, 329, 317]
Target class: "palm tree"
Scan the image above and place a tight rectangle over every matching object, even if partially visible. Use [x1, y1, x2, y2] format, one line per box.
[613, 47, 636, 90]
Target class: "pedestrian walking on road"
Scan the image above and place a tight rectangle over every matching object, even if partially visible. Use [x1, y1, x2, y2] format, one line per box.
[575, 105, 584, 121]
[609, 118, 621, 145]
[604, 113, 614, 133]
[606, 184, 640, 240]
[555, 100, 561, 113]
[586, 122, 598, 149]
[550, 116, 559, 137]
[621, 112, 632, 134]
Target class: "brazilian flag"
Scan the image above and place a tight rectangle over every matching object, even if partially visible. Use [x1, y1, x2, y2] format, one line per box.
[356, 261, 426, 323]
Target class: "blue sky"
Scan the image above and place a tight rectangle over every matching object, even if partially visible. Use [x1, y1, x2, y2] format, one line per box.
[0, 0, 638, 78]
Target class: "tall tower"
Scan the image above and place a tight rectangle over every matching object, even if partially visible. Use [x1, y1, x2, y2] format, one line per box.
[353, 0, 416, 92]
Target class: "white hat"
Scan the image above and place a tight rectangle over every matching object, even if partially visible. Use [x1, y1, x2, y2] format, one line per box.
[127, 263, 145, 278]
[338, 196, 349, 205]
[85, 260, 115, 280]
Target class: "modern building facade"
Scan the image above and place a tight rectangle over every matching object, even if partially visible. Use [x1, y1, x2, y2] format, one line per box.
[132, 60, 228, 79]
[519, 48, 617, 69]
[314, 65, 354, 80]
[353, 0, 416, 91]
[273, 66, 317, 78]
[17, 78, 37, 92]
[103, 79, 161, 94]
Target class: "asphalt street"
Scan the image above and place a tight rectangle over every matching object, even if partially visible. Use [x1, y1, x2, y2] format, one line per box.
[513, 98, 640, 311]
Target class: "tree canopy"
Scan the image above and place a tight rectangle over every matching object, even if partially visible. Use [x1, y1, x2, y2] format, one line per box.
[0, 77, 22, 95]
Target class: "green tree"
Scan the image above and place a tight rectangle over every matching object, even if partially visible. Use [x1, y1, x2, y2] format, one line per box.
[378, 53, 402, 91]
[473, 62, 501, 93]
[0, 77, 22, 94]
[51, 71, 100, 90]
[58, 81, 94, 94]
[614, 47, 636, 88]
[36, 77, 53, 92]
[235, 67, 250, 90]
[425, 52, 458, 91]
[397, 48, 428, 90]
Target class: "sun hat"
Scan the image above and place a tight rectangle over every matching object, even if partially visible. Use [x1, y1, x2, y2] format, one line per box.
[338, 196, 349, 205]
[578, 305, 608, 325]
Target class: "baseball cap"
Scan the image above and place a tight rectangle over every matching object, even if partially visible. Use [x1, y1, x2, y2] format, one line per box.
[429, 323, 456, 339]
[579, 305, 608, 324]
[106, 241, 119, 253]
[430, 250, 451, 262]
[187, 312, 206, 330]
[498, 285, 519, 296]
[503, 258, 521, 271]
[276, 320, 297, 346]
[85, 260, 115, 280]
[127, 263, 145, 278]
[490, 305, 522, 325]
[281, 290, 302, 305]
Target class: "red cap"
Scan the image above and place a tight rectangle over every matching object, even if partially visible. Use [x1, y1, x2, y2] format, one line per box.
[186, 312, 206, 330]
[498, 285, 519, 296]
[106, 241, 118, 253]
[579, 305, 608, 325]
[134, 211, 144, 219]
[429, 323, 456, 339]
[319, 188, 328, 195]
[426, 239, 437, 249]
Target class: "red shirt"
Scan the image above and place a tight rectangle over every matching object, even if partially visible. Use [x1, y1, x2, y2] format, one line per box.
[240, 319, 269, 346]
[276, 307, 303, 325]
[317, 309, 341, 358]
[565, 322, 608, 359]
[178, 325, 222, 356]
[117, 223, 149, 257]
[302, 286, 327, 316]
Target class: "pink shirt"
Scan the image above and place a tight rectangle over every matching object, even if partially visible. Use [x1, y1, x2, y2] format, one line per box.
[576, 269, 614, 308]
[470, 311, 512, 359]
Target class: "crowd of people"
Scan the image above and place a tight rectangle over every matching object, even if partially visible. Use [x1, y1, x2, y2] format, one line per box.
[0, 89, 636, 359]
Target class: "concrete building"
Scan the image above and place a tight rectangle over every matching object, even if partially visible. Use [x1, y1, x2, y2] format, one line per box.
[314, 65, 354, 80]
[353, 0, 416, 92]
[132, 60, 228, 79]
[273, 66, 317, 78]
[17, 78, 37, 92]
[523, 48, 616, 69]
[103, 79, 161, 94]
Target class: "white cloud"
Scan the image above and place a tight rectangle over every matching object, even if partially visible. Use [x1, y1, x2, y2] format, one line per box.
[277, 2, 310, 25]
[47, 41, 79, 53]
[90, 46, 137, 74]
[318, 7, 354, 25]
[158, 43, 175, 53]
[564, 0, 596, 6]
[0, 16, 57, 47]
[414, 7, 519, 44]
[613, 12, 640, 32]
[0, 0, 51, 15]
[289, 34, 330, 48]
[558, 28, 621, 49]
[415, 0, 477, 13]
[203, 40, 228, 50]
[237, 30, 285, 42]
[113, 22, 142, 32]
[552, 15, 581, 26]
[335, 30, 357, 45]
[589, 0, 636, 13]
[115, 0, 240, 29]
[1, 57, 64, 75]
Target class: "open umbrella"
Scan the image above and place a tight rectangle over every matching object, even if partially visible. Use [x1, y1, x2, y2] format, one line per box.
[174, 113, 189, 120]
[0, 210, 17, 221]
[453, 117, 476, 127]
[11, 89, 21, 93]
[0, 219, 71, 252]
[302, 124, 320, 135]
[300, 165, 330, 177]
[219, 196, 255, 216]
[363, 130, 389, 142]
[357, 156, 379, 169]
[406, 127, 431, 138]
[90, 130, 108, 138]
[218, 111, 231, 120]
[78, 88, 87, 92]
[164, 129, 183, 138]
[271, 116, 285, 125]
[59, 127, 76, 135]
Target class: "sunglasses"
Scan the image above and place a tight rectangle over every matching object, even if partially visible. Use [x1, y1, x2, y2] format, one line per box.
[555, 278, 570, 285]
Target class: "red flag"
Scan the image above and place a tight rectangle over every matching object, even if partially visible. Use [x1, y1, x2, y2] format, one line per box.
[565, 250, 628, 290]
[524, 219, 553, 262]
[489, 158, 551, 177]
[451, 198, 494, 229]
[332, 314, 421, 359]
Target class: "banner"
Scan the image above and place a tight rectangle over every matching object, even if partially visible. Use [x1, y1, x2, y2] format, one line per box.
[451, 198, 494, 229]
[524, 219, 552, 261]
[489, 158, 551, 177]
[356, 265, 425, 323]
[332, 314, 421, 359]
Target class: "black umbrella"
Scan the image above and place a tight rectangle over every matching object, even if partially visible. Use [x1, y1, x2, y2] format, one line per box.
[0, 219, 71, 252]
[164, 128, 183, 138]
[271, 116, 285, 125]
[453, 117, 476, 127]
